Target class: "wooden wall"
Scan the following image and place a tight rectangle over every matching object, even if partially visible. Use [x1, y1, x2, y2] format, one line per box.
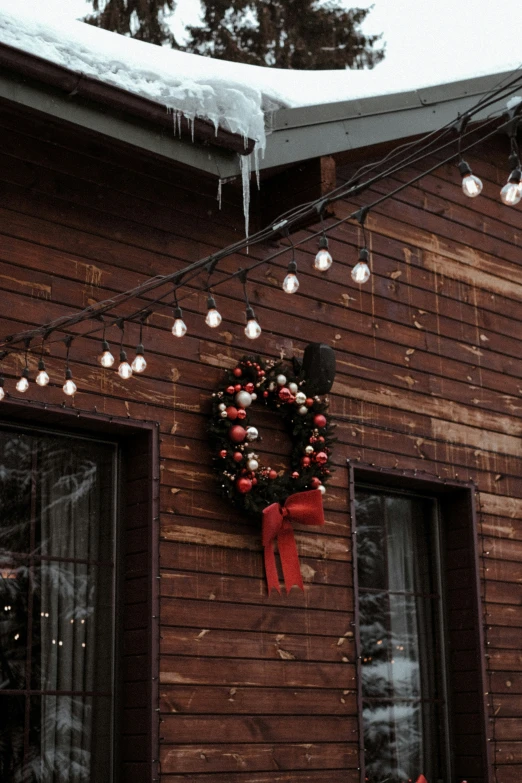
[0, 97, 521, 783]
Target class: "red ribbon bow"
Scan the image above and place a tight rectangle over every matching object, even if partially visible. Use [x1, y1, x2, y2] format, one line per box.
[262, 489, 325, 593]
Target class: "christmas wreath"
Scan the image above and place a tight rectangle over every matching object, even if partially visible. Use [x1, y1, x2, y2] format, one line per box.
[210, 354, 335, 593]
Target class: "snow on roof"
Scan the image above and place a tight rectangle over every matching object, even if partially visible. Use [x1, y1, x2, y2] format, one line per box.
[1, 0, 520, 155]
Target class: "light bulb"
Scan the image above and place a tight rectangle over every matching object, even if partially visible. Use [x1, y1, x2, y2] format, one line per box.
[314, 236, 333, 271]
[172, 306, 187, 337]
[205, 295, 222, 328]
[98, 340, 115, 368]
[63, 369, 76, 396]
[458, 160, 482, 198]
[244, 306, 261, 339]
[36, 369, 49, 386]
[282, 272, 299, 294]
[131, 344, 147, 374]
[462, 174, 483, 198]
[118, 350, 133, 380]
[35, 359, 49, 386]
[282, 260, 299, 294]
[351, 248, 371, 284]
[0, 385, 4, 401]
[16, 369, 29, 393]
[500, 170, 522, 206]
[314, 248, 333, 271]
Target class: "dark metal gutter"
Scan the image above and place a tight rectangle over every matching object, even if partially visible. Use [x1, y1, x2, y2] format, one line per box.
[0, 40, 255, 155]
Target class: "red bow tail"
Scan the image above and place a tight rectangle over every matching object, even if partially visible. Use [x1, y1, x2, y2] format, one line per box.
[262, 490, 325, 593]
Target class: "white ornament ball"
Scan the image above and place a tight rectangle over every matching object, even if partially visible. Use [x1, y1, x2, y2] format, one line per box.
[251, 393, 257, 401]
[305, 445, 314, 455]
[218, 403, 226, 411]
[269, 381, 276, 391]
[246, 426, 259, 441]
[247, 459, 259, 471]
[276, 374, 287, 386]
[235, 390, 253, 408]
[220, 410, 228, 418]
[289, 382, 298, 394]
[318, 484, 326, 495]
[295, 392, 307, 405]
[298, 406, 308, 415]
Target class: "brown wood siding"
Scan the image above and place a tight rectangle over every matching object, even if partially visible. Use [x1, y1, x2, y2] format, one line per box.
[0, 97, 521, 782]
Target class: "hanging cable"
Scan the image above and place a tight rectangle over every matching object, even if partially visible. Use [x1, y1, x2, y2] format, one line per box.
[98, 317, 115, 368]
[500, 113, 522, 205]
[239, 270, 261, 339]
[281, 228, 300, 294]
[314, 202, 334, 272]
[15, 339, 31, 393]
[456, 117, 484, 198]
[351, 208, 371, 284]
[204, 260, 222, 328]
[171, 285, 187, 338]
[62, 336, 77, 396]
[36, 332, 51, 387]
[117, 320, 133, 380]
[131, 312, 150, 374]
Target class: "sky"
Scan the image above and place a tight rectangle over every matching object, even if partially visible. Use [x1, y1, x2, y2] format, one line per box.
[9, 0, 522, 86]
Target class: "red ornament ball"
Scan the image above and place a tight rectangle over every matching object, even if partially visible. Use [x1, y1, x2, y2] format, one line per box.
[306, 398, 314, 407]
[279, 387, 292, 402]
[233, 367, 242, 377]
[314, 414, 327, 428]
[301, 456, 311, 467]
[269, 469, 278, 479]
[219, 449, 227, 458]
[315, 451, 328, 465]
[252, 478, 258, 486]
[310, 477, 321, 489]
[245, 382, 255, 393]
[226, 406, 238, 420]
[226, 386, 235, 395]
[292, 471, 299, 479]
[263, 390, 269, 398]
[319, 436, 325, 443]
[258, 369, 265, 377]
[236, 477, 252, 494]
[233, 452, 243, 462]
[236, 408, 247, 420]
[229, 425, 246, 443]
[234, 384, 242, 392]
[310, 436, 317, 444]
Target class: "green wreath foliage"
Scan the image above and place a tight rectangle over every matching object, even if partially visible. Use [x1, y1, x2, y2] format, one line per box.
[209, 354, 335, 518]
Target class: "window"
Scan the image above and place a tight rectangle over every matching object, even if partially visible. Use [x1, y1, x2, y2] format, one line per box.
[351, 466, 489, 783]
[355, 489, 448, 783]
[0, 425, 117, 782]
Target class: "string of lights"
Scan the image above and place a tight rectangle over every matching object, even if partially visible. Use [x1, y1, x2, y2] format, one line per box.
[0, 76, 521, 399]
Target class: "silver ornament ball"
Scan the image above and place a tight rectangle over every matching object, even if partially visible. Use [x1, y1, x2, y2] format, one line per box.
[289, 382, 298, 394]
[246, 426, 259, 441]
[218, 403, 226, 411]
[276, 374, 287, 386]
[305, 445, 314, 455]
[247, 459, 259, 471]
[220, 410, 228, 418]
[295, 392, 307, 405]
[235, 390, 253, 408]
[298, 406, 308, 415]
[318, 484, 326, 495]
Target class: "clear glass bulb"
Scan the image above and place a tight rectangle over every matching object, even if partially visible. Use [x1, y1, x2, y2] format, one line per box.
[0, 386, 4, 401]
[63, 378, 77, 396]
[282, 272, 299, 294]
[314, 248, 333, 271]
[245, 318, 262, 339]
[16, 376, 29, 393]
[36, 370, 50, 386]
[500, 181, 522, 206]
[99, 350, 114, 368]
[172, 318, 187, 337]
[131, 354, 147, 373]
[462, 174, 483, 198]
[118, 361, 133, 380]
[351, 261, 371, 284]
[205, 308, 222, 328]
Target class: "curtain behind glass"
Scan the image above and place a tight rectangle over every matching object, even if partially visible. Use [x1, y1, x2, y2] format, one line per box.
[0, 429, 115, 783]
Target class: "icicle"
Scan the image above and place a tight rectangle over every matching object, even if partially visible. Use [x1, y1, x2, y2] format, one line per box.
[254, 146, 260, 191]
[217, 179, 223, 211]
[191, 116, 195, 143]
[239, 154, 251, 241]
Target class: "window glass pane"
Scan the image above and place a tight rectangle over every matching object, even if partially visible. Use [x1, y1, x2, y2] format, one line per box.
[356, 488, 446, 783]
[0, 565, 28, 690]
[0, 428, 116, 783]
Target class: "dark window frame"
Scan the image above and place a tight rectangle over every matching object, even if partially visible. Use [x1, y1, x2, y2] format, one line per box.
[0, 398, 160, 783]
[348, 460, 491, 783]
